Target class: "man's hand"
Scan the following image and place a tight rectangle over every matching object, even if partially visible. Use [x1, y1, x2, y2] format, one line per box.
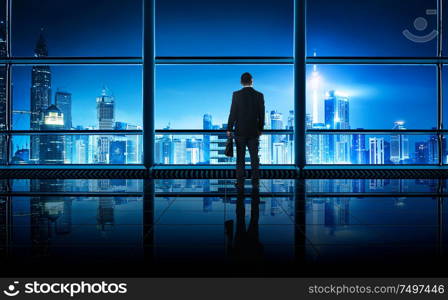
[226, 131, 232, 138]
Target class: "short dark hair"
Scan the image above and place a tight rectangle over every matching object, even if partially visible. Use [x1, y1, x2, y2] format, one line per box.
[240, 72, 253, 85]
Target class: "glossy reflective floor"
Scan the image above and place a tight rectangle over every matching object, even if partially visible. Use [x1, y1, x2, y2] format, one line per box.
[0, 178, 447, 277]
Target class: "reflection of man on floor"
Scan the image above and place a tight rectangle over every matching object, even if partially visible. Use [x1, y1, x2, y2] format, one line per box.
[225, 184, 264, 261]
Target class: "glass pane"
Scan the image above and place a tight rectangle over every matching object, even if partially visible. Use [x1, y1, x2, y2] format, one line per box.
[306, 134, 438, 165]
[306, 65, 436, 129]
[12, 65, 142, 130]
[12, 0, 142, 57]
[155, 134, 294, 165]
[11, 134, 142, 164]
[156, 0, 293, 56]
[156, 65, 293, 129]
[307, 0, 437, 57]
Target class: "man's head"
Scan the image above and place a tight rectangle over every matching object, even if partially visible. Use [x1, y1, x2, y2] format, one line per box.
[240, 72, 253, 87]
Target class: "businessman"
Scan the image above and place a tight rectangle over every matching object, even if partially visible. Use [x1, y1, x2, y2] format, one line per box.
[227, 72, 265, 187]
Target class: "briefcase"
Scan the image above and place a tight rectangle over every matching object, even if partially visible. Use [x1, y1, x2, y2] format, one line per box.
[225, 137, 234, 157]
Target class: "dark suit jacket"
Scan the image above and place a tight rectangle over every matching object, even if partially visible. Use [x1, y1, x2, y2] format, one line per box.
[227, 87, 265, 137]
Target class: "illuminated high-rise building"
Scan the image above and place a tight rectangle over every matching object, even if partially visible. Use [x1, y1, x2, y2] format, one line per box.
[97, 87, 115, 130]
[309, 122, 327, 164]
[30, 29, 52, 163]
[55, 91, 72, 129]
[173, 138, 186, 164]
[72, 126, 89, 164]
[55, 90, 73, 163]
[39, 105, 65, 164]
[351, 131, 368, 164]
[96, 87, 115, 163]
[125, 124, 142, 164]
[155, 135, 172, 164]
[390, 121, 410, 164]
[325, 90, 349, 130]
[186, 138, 201, 164]
[270, 110, 283, 163]
[415, 141, 429, 164]
[428, 132, 438, 164]
[325, 90, 350, 163]
[203, 114, 212, 163]
[369, 137, 384, 164]
[74, 138, 88, 164]
[270, 110, 283, 131]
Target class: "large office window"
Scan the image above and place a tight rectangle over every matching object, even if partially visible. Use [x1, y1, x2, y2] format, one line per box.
[2, 0, 143, 165]
[306, 0, 446, 165]
[155, 0, 294, 165]
[155, 65, 294, 165]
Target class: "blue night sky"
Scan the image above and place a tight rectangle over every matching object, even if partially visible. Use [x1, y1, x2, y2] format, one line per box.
[7, 0, 445, 131]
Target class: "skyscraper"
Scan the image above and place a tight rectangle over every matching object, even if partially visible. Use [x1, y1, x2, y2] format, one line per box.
[270, 110, 283, 163]
[55, 90, 72, 129]
[55, 90, 73, 163]
[270, 110, 283, 131]
[369, 137, 384, 164]
[351, 131, 368, 164]
[96, 87, 115, 163]
[30, 29, 52, 163]
[415, 141, 429, 164]
[97, 87, 115, 130]
[390, 121, 410, 164]
[324, 90, 350, 163]
[309, 122, 327, 164]
[125, 124, 142, 164]
[203, 114, 212, 164]
[428, 132, 438, 164]
[324, 91, 349, 130]
[39, 105, 65, 164]
[186, 138, 201, 164]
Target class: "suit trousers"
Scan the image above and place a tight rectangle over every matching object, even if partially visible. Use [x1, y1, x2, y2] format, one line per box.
[235, 136, 260, 180]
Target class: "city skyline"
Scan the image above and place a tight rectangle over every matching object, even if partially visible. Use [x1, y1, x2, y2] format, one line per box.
[7, 28, 446, 165]
[11, 30, 143, 164]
